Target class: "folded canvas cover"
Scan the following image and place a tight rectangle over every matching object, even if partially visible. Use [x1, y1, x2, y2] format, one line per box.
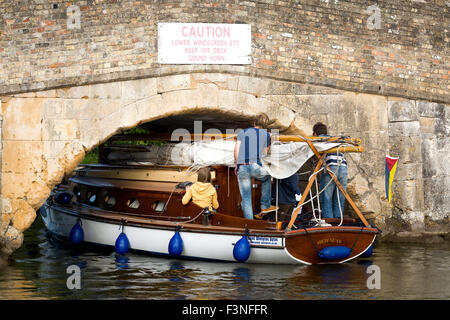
[106, 140, 345, 178]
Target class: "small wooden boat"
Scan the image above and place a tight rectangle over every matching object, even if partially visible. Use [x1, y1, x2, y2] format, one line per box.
[40, 134, 379, 265]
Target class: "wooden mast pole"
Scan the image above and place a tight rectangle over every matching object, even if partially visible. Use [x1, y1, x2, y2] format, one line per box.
[110, 133, 362, 146]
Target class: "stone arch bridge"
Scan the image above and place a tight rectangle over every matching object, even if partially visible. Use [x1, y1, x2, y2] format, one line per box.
[0, 0, 449, 256]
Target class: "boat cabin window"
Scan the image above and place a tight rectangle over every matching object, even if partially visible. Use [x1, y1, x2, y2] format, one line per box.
[73, 186, 81, 199]
[104, 195, 116, 208]
[127, 198, 140, 209]
[152, 200, 166, 212]
[87, 192, 96, 204]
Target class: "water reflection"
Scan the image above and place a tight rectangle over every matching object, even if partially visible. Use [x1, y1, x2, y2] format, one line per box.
[115, 255, 129, 270]
[0, 217, 449, 300]
[285, 263, 376, 299]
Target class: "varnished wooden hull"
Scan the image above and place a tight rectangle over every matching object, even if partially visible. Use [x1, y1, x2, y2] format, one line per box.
[285, 227, 377, 264]
[41, 201, 377, 265]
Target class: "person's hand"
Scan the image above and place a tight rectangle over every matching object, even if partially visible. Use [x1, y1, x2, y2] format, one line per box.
[185, 185, 191, 191]
[234, 166, 238, 175]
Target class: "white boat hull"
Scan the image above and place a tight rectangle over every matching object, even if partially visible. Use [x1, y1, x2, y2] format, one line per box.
[40, 202, 301, 265]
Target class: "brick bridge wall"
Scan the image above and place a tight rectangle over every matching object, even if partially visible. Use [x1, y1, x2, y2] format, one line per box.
[0, 0, 448, 102]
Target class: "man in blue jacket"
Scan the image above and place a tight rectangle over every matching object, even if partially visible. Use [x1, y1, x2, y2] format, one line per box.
[234, 113, 278, 220]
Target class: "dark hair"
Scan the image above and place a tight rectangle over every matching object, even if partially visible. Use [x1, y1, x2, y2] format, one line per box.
[254, 112, 270, 129]
[313, 122, 327, 136]
[197, 167, 211, 183]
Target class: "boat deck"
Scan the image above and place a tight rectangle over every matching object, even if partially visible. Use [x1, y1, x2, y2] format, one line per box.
[58, 203, 285, 237]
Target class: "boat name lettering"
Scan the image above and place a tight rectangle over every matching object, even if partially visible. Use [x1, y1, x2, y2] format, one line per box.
[317, 238, 343, 245]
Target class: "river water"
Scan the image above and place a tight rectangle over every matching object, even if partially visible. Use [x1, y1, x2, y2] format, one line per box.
[0, 216, 449, 300]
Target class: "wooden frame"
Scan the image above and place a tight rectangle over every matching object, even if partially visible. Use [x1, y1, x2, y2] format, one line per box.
[286, 140, 369, 230]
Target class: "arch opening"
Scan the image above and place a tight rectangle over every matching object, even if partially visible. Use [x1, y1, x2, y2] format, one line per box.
[82, 107, 297, 169]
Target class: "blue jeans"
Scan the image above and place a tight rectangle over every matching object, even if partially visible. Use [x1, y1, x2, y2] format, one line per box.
[320, 165, 348, 219]
[237, 163, 272, 219]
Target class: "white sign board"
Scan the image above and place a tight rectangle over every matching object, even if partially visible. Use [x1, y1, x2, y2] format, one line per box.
[158, 23, 251, 64]
[248, 236, 283, 248]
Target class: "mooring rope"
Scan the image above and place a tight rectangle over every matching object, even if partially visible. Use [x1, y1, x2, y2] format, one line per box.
[180, 209, 205, 224]
[302, 226, 320, 253]
[349, 227, 365, 253]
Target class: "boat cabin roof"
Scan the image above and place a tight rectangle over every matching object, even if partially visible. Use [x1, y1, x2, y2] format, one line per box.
[70, 176, 183, 193]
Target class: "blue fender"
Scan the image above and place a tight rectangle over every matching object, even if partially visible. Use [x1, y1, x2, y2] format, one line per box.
[318, 246, 352, 260]
[69, 220, 84, 245]
[168, 231, 184, 256]
[360, 244, 373, 258]
[233, 234, 251, 262]
[115, 232, 130, 255]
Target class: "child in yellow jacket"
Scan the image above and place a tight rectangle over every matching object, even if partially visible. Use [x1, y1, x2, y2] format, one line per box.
[182, 167, 219, 211]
